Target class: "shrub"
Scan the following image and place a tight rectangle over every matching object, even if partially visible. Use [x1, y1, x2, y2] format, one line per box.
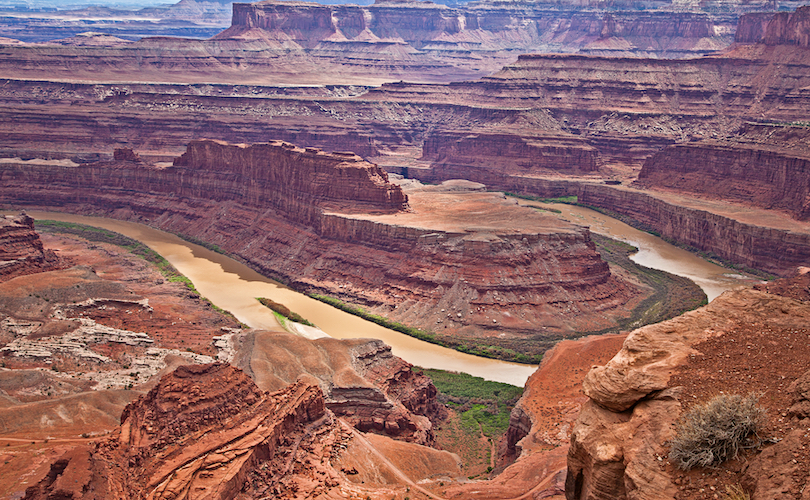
[669, 393, 764, 470]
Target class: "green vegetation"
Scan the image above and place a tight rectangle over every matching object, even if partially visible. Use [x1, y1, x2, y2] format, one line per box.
[36, 220, 244, 324]
[669, 393, 764, 470]
[310, 294, 438, 343]
[309, 294, 542, 364]
[504, 192, 578, 205]
[416, 367, 522, 441]
[257, 297, 315, 327]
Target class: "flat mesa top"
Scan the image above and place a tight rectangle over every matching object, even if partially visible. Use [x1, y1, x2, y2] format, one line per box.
[331, 184, 579, 236]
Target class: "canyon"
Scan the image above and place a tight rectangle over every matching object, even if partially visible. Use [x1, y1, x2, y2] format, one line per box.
[2, 0, 810, 498]
[0, 141, 662, 361]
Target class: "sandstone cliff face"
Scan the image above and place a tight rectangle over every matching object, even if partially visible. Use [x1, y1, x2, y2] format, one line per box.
[637, 124, 810, 220]
[172, 139, 408, 216]
[421, 130, 599, 181]
[761, 5, 810, 46]
[566, 281, 810, 499]
[0, 213, 61, 281]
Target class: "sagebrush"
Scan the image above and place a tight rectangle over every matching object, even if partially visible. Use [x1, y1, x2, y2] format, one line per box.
[669, 393, 764, 470]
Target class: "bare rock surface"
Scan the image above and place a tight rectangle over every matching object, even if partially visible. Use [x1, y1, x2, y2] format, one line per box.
[0, 213, 62, 282]
[567, 272, 810, 500]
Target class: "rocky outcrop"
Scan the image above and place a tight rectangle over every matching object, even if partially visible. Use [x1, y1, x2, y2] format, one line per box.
[235, 331, 445, 446]
[0, 213, 61, 281]
[23, 363, 344, 500]
[565, 275, 810, 500]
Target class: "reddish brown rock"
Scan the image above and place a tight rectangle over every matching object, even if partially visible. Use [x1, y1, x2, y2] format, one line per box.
[637, 123, 810, 220]
[23, 363, 340, 500]
[237, 331, 444, 446]
[566, 273, 810, 500]
[0, 213, 61, 282]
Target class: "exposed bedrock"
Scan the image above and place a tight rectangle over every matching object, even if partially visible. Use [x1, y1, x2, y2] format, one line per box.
[234, 331, 444, 446]
[565, 274, 810, 500]
[0, 141, 641, 351]
[23, 363, 339, 500]
[421, 130, 599, 179]
[637, 123, 810, 220]
[0, 212, 62, 281]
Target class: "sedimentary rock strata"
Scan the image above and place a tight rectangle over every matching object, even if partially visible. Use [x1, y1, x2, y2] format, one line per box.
[0, 141, 645, 353]
[637, 123, 810, 220]
[0, 213, 61, 281]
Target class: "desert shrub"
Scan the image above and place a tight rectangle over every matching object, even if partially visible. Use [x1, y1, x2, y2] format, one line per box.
[669, 393, 765, 470]
[721, 484, 750, 500]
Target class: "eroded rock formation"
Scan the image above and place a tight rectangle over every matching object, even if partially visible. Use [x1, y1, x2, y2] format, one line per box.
[0, 213, 61, 281]
[23, 363, 344, 500]
[565, 272, 810, 499]
[234, 331, 445, 446]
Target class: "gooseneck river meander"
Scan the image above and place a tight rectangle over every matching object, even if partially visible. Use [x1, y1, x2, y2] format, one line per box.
[21, 206, 759, 387]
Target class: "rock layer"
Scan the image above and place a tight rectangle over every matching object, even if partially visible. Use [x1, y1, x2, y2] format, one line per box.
[0, 142, 643, 352]
[637, 123, 810, 220]
[0, 213, 61, 282]
[23, 364, 341, 500]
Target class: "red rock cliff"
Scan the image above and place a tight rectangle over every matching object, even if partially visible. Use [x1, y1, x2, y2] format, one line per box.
[762, 5, 810, 46]
[0, 213, 61, 282]
[23, 363, 340, 500]
[172, 139, 408, 215]
[637, 124, 810, 220]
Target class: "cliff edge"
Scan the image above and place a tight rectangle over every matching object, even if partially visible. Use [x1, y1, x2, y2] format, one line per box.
[566, 271, 810, 499]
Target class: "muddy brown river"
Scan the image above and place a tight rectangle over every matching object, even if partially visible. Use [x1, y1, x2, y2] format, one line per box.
[20, 205, 759, 386]
[23, 211, 539, 386]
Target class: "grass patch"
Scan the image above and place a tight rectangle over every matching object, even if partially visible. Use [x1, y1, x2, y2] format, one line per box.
[257, 297, 315, 327]
[415, 367, 520, 437]
[36, 220, 244, 325]
[504, 192, 578, 204]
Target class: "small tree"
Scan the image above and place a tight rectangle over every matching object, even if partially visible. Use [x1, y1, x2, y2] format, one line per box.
[669, 393, 765, 470]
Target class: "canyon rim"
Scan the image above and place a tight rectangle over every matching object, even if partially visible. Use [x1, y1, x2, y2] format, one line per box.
[1, 0, 810, 499]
